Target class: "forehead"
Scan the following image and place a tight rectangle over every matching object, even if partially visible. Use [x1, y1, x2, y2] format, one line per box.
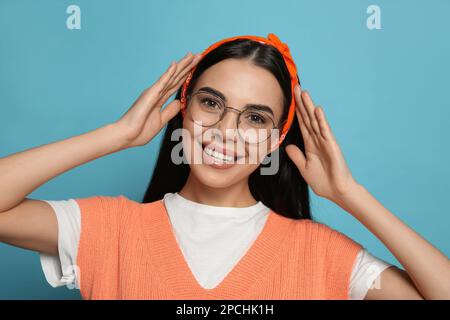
[192, 58, 284, 111]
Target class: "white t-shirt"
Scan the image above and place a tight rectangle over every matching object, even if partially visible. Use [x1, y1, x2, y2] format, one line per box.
[39, 192, 392, 299]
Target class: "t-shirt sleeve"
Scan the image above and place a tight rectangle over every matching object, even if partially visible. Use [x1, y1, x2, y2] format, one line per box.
[348, 248, 393, 300]
[39, 199, 81, 289]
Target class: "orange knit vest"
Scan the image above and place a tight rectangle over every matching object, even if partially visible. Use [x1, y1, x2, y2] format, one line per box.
[74, 195, 362, 300]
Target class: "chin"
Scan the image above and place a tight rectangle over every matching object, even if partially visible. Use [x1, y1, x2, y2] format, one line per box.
[188, 156, 261, 189]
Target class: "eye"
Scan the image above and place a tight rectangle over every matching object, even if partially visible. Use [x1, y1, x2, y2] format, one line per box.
[246, 113, 267, 124]
[200, 97, 220, 110]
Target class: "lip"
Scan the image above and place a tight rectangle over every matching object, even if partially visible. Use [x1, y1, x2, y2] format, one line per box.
[199, 140, 244, 169]
[201, 142, 243, 160]
[203, 151, 236, 169]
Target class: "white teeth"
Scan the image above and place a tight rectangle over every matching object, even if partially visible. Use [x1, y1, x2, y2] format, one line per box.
[205, 146, 234, 162]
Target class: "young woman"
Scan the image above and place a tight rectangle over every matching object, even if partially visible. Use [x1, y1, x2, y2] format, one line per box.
[0, 34, 448, 300]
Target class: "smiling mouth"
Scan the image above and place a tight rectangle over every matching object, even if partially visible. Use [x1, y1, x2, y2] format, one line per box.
[201, 142, 244, 163]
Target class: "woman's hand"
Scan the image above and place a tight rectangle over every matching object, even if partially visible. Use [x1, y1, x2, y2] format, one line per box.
[285, 85, 359, 203]
[286, 86, 450, 300]
[115, 52, 201, 148]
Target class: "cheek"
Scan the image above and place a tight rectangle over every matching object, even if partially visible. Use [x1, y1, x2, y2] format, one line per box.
[181, 120, 203, 164]
[245, 143, 273, 165]
[181, 117, 273, 165]
[182, 118, 208, 142]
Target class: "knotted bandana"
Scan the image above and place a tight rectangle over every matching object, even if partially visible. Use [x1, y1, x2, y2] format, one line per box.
[180, 33, 300, 146]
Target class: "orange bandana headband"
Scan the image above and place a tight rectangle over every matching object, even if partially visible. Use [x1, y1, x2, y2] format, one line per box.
[180, 33, 300, 146]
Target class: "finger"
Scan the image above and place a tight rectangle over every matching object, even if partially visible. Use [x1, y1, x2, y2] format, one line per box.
[160, 99, 182, 125]
[159, 63, 178, 97]
[160, 52, 197, 97]
[293, 85, 312, 140]
[315, 106, 335, 142]
[154, 71, 191, 110]
[314, 106, 326, 140]
[174, 53, 201, 83]
[148, 62, 177, 102]
[161, 53, 201, 96]
[285, 144, 306, 174]
[158, 61, 177, 83]
[138, 61, 176, 108]
[175, 52, 200, 79]
[302, 90, 322, 138]
[295, 86, 316, 143]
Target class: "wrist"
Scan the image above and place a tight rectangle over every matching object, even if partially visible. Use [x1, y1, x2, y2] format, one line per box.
[104, 122, 133, 151]
[332, 180, 365, 208]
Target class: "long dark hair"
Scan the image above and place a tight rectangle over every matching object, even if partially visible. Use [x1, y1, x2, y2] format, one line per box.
[142, 38, 311, 220]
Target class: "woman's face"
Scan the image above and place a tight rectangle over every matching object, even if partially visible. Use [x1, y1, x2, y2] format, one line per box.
[182, 58, 285, 188]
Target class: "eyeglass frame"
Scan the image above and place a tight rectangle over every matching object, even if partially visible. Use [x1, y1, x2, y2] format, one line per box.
[185, 90, 282, 144]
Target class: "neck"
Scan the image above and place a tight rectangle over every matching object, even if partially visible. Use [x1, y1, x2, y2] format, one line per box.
[178, 172, 257, 207]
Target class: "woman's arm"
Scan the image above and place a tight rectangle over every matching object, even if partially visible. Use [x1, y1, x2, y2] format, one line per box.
[285, 85, 450, 300]
[0, 52, 201, 254]
[0, 124, 126, 255]
[336, 183, 449, 300]
[0, 124, 126, 213]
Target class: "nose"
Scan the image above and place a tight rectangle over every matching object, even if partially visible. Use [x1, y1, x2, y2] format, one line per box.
[216, 108, 240, 143]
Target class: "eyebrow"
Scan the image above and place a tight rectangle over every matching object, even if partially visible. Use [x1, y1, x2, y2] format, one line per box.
[197, 86, 275, 117]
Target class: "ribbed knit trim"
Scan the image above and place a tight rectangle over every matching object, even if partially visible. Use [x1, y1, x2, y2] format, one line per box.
[75, 196, 362, 300]
[139, 199, 296, 299]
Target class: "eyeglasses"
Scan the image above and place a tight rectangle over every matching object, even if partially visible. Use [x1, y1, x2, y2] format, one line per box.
[186, 90, 277, 144]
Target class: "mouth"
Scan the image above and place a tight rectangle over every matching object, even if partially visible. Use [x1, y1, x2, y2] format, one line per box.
[199, 141, 244, 168]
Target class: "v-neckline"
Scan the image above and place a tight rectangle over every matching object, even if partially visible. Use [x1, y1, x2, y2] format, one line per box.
[139, 199, 294, 299]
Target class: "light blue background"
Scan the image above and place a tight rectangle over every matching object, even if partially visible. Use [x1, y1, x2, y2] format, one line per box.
[0, 0, 449, 299]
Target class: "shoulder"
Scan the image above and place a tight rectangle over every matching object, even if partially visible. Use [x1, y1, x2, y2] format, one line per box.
[73, 194, 140, 213]
[73, 194, 128, 209]
[290, 218, 363, 252]
[72, 194, 146, 229]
